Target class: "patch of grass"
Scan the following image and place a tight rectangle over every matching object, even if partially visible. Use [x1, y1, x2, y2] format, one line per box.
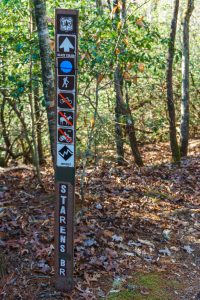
[136, 273, 163, 289]
[144, 190, 171, 201]
[107, 273, 180, 300]
[107, 290, 135, 300]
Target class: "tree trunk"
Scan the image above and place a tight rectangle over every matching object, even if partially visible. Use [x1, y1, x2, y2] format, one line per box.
[113, 0, 143, 166]
[28, 0, 43, 186]
[166, 0, 180, 163]
[114, 90, 125, 165]
[31, 1, 45, 164]
[180, 0, 194, 157]
[113, 0, 125, 165]
[114, 68, 143, 166]
[125, 83, 143, 166]
[33, 0, 55, 162]
[33, 84, 45, 164]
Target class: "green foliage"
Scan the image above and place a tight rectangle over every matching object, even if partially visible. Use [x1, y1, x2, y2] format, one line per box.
[0, 0, 199, 164]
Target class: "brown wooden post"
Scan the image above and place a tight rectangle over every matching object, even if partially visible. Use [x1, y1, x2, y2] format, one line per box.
[54, 9, 78, 291]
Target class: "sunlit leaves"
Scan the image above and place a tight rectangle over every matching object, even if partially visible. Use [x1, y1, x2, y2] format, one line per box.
[138, 63, 145, 73]
[136, 16, 145, 27]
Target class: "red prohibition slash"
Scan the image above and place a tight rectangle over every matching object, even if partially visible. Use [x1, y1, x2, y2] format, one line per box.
[59, 93, 73, 109]
[58, 128, 73, 144]
[58, 111, 73, 126]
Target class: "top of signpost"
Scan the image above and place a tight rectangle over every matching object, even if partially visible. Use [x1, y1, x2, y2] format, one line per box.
[56, 9, 78, 35]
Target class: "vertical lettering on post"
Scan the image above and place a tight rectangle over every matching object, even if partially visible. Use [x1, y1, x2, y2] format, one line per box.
[59, 183, 68, 276]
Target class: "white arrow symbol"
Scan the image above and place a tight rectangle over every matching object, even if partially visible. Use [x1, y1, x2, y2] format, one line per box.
[59, 37, 74, 52]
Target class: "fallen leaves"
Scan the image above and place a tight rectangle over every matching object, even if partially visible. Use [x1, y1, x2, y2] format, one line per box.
[0, 145, 200, 299]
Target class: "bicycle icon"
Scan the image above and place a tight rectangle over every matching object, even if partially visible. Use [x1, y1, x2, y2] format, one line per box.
[59, 97, 72, 105]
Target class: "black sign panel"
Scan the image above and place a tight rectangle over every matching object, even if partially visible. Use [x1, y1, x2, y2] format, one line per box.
[57, 58, 75, 75]
[57, 93, 74, 109]
[58, 35, 76, 54]
[58, 75, 75, 91]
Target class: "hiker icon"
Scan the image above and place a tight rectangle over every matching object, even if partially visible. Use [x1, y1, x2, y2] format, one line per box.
[58, 75, 75, 91]
[62, 76, 69, 88]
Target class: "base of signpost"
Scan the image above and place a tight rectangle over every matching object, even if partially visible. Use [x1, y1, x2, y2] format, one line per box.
[55, 277, 74, 291]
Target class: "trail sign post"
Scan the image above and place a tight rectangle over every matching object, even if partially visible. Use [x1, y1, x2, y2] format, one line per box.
[54, 9, 78, 291]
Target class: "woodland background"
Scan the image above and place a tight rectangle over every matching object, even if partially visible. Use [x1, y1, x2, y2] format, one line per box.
[0, 0, 199, 170]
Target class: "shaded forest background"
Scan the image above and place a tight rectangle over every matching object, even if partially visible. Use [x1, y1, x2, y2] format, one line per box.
[0, 0, 199, 172]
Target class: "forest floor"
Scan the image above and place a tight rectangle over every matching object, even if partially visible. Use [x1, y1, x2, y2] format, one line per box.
[0, 141, 200, 300]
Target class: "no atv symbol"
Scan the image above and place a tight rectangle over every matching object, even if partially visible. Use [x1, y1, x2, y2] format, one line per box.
[58, 128, 73, 144]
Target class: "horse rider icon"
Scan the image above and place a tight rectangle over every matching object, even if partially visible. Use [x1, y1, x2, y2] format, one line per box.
[62, 76, 69, 88]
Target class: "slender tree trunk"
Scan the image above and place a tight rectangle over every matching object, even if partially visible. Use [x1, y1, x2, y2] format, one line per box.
[0, 51, 10, 163]
[113, 0, 125, 165]
[31, 1, 45, 164]
[33, 0, 55, 162]
[180, 0, 194, 157]
[28, 1, 43, 185]
[113, 0, 143, 166]
[6, 97, 33, 159]
[166, 0, 180, 163]
[114, 68, 143, 166]
[80, 77, 99, 202]
[29, 65, 42, 184]
[114, 79, 125, 165]
[33, 84, 45, 164]
[1, 94, 11, 164]
[125, 83, 143, 166]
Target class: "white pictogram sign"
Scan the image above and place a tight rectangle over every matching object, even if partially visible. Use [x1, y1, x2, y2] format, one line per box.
[60, 17, 73, 32]
[58, 75, 75, 91]
[57, 144, 74, 167]
[60, 37, 74, 52]
[62, 76, 69, 88]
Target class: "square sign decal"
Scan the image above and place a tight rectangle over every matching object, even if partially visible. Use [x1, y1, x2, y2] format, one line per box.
[57, 143, 74, 167]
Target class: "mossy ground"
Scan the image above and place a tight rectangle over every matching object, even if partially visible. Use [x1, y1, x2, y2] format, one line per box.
[107, 273, 180, 300]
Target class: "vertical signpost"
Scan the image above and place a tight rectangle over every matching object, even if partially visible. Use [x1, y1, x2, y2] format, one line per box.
[55, 9, 78, 291]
